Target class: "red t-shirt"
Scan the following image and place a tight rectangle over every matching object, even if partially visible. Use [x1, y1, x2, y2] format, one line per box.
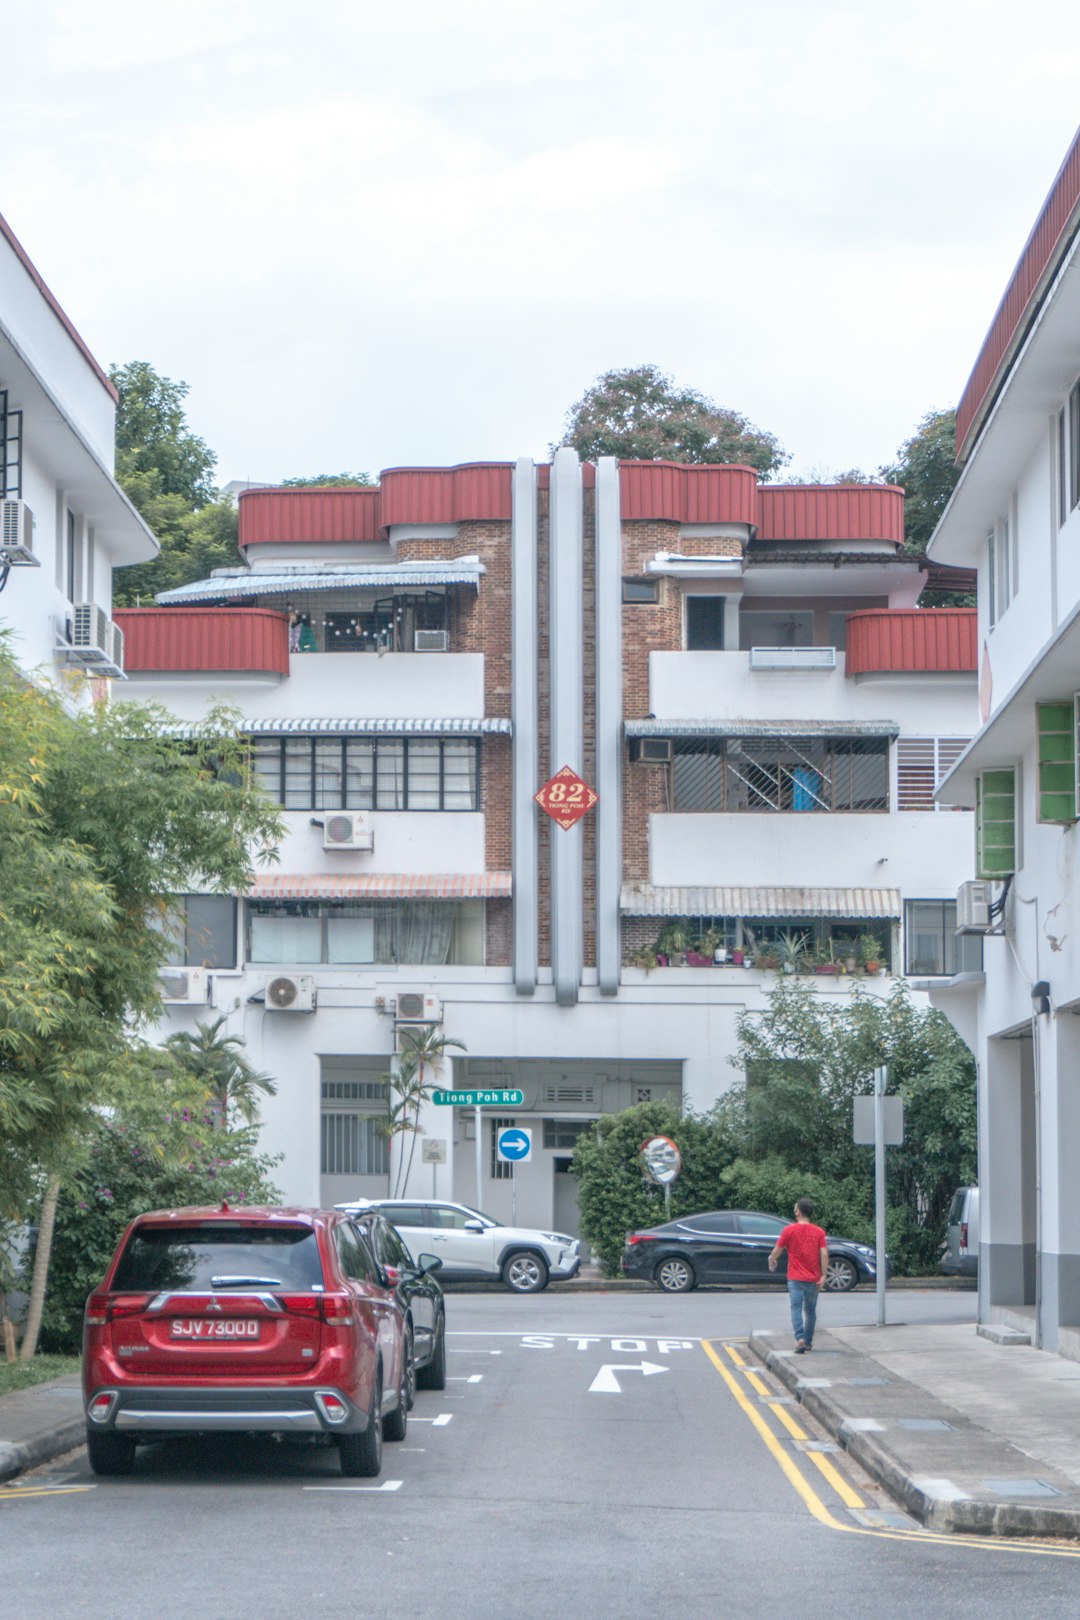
[777, 1222, 827, 1282]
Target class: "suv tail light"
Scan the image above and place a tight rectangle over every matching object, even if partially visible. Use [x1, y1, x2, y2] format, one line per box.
[278, 1292, 353, 1326]
[626, 1234, 657, 1246]
[85, 1293, 153, 1326]
[383, 1264, 400, 1285]
[960, 1222, 969, 1252]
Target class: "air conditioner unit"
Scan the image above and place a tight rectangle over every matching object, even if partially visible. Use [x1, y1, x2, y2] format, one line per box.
[414, 629, 449, 652]
[265, 974, 317, 1012]
[632, 737, 672, 764]
[956, 879, 992, 932]
[159, 966, 210, 1005]
[64, 603, 125, 677]
[395, 991, 442, 1024]
[0, 498, 37, 565]
[322, 812, 374, 851]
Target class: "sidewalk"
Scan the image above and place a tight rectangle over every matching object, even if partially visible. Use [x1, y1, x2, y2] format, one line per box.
[0, 1374, 83, 1484]
[750, 1320, 1080, 1537]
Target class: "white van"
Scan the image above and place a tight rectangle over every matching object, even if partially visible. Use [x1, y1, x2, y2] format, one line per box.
[939, 1185, 979, 1278]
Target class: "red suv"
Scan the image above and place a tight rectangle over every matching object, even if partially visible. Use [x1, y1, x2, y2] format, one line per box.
[82, 1204, 410, 1478]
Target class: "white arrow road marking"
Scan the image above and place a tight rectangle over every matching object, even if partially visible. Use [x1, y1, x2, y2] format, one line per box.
[589, 1361, 670, 1394]
[304, 1480, 404, 1492]
[410, 1413, 454, 1425]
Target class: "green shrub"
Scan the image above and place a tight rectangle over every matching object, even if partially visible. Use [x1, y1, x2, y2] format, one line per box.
[32, 1107, 280, 1353]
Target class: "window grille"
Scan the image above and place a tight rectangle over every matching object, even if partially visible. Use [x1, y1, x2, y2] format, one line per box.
[490, 1116, 515, 1179]
[896, 738, 971, 811]
[250, 736, 478, 812]
[671, 736, 888, 813]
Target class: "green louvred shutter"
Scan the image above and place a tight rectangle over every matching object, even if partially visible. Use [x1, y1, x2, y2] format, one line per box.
[976, 768, 1016, 878]
[1037, 701, 1077, 823]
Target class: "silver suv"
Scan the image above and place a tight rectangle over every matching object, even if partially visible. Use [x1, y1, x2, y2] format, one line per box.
[338, 1199, 580, 1293]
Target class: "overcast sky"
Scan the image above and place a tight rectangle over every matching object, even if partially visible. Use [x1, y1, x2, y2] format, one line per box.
[6, 1, 1080, 484]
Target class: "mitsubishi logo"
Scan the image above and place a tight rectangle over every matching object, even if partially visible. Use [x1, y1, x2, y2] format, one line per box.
[207, 1299, 224, 1313]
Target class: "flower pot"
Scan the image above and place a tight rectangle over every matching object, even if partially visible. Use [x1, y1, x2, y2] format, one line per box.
[686, 951, 713, 967]
[730, 949, 744, 966]
[713, 947, 728, 964]
[656, 952, 669, 967]
[814, 963, 838, 975]
[863, 962, 880, 975]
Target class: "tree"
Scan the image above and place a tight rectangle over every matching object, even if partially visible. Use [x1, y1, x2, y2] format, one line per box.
[0, 645, 283, 1355]
[555, 364, 789, 477]
[384, 1027, 466, 1198]
[282, 473, 375, 487]
[162, 1016, 277, 1129]
[879, 409, 960, 555]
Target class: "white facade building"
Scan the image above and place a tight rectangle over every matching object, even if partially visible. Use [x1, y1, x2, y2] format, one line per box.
[929, 127, 1080, 1354]
[114, 461, 977, 1240]
[0, 210, 154, 691]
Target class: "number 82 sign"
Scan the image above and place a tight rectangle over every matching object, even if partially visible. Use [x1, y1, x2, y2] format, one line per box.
[535, 765, 599, 830]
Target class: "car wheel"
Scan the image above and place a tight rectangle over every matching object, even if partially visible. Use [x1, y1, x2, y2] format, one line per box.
[416, 1312, 447, 1391]
[384, 1330, 411, 1441]
[655, 1256, 696, 1293]
[825, 1256, 859, 1292]
[85, 1428, 137, 1477]
[503, 1251, 549, 1293]
[338, 1369, 382, 1478]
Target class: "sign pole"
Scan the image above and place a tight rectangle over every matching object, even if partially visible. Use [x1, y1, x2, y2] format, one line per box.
[512, 1160, 517, 1226]
[874, 1064, 887, 1328]
[475, 1104, 483, 1211]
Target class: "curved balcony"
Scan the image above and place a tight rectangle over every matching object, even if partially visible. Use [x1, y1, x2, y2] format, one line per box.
[115, 607, 289, 677]
[845, 608, 976, 677]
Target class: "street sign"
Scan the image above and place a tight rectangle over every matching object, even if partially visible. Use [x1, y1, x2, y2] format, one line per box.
[853, 1095, 904, 1145]
[497, 1127, 532, 1164]
[534, 765, 598, 830]
[432, 1088, 525, 1107]
[421, 1138, 447, 1164]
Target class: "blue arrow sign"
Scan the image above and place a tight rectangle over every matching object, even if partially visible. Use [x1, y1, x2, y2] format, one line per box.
[497, 1128, 532, 1163]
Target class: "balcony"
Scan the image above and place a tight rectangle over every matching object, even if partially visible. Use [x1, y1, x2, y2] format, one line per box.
[844, 609, 977, 677]
[116, 608, 289, 678]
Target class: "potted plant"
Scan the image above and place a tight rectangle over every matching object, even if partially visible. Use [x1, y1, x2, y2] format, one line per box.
[656, 921, 691, 966]
[813, 938, 839, 975]
[777, 929, 809, 975]
[857, 932, 883, 975]
[630, 944, 659, 973]
[730, 947, 745, 966]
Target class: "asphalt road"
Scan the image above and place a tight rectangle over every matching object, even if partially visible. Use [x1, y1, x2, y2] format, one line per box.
[3, 1289, 1079, 1620]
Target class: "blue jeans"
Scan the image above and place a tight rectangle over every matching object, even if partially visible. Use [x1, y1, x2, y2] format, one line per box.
[788, 1280, 818, 1347]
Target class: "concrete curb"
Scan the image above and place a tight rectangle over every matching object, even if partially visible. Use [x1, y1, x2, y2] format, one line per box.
[0, 1415, 85, 1484]
[749, 1330, 1080, 1537]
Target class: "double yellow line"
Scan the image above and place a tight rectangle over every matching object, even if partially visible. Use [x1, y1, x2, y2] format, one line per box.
[701, 1339, 1080, 1561]
[1, 1485, 94, 1503]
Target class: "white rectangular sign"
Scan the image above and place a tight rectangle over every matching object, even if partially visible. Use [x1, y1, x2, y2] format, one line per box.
[853, 1095, 904, 1145]
[421, 1138, 447, 1164]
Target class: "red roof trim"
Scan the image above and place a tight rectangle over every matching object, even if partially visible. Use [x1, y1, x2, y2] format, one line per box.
[0, 209, 118, 402]
[956, 125, 1080, 461]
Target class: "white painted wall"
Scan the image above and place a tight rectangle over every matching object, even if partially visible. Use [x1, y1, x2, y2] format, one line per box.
[274, 811, 486, 874]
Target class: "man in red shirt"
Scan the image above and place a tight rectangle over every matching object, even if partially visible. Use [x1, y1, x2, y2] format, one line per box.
[768, 1198, 829, 1353]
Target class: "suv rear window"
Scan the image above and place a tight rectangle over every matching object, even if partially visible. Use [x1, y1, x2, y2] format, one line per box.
[112, 1225, 325, 1292]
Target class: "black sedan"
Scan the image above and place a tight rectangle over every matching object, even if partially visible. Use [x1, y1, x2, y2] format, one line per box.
[620, 1209, 883, 1293]
[350, 1210, 447, 1397]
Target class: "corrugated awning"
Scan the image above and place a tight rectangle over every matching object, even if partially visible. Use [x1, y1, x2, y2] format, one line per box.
[157, 562, 484, 605]
[620, 883, 901, 919]
[624, 718, 899, 739]
[249, 872, 512, 901]
[241, 717, 511, 736]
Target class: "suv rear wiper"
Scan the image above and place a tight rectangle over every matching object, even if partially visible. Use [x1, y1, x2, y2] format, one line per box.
[209, 1275, 283, 1288]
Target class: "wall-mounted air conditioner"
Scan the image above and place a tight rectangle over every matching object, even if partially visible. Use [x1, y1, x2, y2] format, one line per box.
[414, 629, 449, 652]
[631, 737, 672, 764]
[956, 879, 992, 933]
[159, 966, 210, 1005]
[62, 603, 125, 677]
[395, 991, 442, 1024]
[265, 974, 317, 1012]
[0, 498, 37, 565]
[322, 812, 374, 851]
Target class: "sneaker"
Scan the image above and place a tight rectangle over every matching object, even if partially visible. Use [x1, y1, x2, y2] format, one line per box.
[795, 1341, 806, 1354]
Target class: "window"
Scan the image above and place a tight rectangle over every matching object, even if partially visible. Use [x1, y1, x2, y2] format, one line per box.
[827, 611, 850, 650]
[686, 596, 726, 650]
[739, 1214, 785, 1236]
[975, 768, 1016, 878]
[896, 738, 972, 811]
[988, 508, 1019, 626]
[542, 1119, 594, 1150]
[1036, 701, 1078, 824]
[0, 387, 23, 499]
[320, 1078, 389, 1179]
[490, 1117, 515, 1180]
[247, 899, 482, 965]
[671, 735, 888, 812]
[623, 578, 659, 603]
[163, 894, 238, 968]
[677, 1213, 737, 1233]
[904, 900, 983, 977]
[251, 736, 478, 812]
[65, 509, 77, 601]
[385, 1205, 426, 1227]
[337, 1224, 377, 1281]
[739, 609, 813, 650]
[1070, 380, 1080, 511]
[430, 1205, 486, 1229]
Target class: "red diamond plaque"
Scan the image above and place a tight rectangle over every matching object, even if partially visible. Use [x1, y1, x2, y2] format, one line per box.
[534, 765, 599, 830]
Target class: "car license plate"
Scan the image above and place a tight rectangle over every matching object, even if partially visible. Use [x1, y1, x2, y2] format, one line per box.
[169, 1319, 260, 1340]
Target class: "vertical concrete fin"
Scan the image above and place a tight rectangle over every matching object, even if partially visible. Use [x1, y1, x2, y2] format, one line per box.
[512, 457, 538, 995]
[549, 447, 584, 1007]
[595, 456, 622, 995]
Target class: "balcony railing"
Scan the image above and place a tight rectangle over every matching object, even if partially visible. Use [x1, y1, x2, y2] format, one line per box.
[115, 608, 289, 676]
[844, 609, 977, 677]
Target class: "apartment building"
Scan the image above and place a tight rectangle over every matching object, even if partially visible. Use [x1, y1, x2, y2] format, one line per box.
[0, 212, 154, 688]
[929, 126, 1080, 1353]
[115, 454, 977, 1236]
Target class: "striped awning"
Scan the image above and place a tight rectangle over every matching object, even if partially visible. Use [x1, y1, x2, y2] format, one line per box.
[249, 872, 512, 901]
[620, 884, 901, 919]
[157, 562, 484, 605]
[241, 717, 511, 736]
[624, 718, 899, 739]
